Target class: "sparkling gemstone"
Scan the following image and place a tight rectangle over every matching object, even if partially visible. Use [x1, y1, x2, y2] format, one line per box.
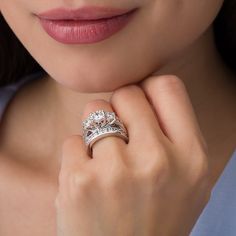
[89, 110, 105, 126]
[83, 119, 93, 129]
[106, 112, 116, 123]
[92, 110, 104, 120]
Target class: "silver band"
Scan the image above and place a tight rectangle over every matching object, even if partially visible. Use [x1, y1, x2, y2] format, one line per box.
[82, 110, 129, 156]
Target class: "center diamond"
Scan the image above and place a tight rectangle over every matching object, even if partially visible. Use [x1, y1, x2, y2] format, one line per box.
[83, 110, 118, 130]
[90, 110, 106, 127]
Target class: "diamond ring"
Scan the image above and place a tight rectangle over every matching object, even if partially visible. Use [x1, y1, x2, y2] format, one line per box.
[82, 110, 129, 156]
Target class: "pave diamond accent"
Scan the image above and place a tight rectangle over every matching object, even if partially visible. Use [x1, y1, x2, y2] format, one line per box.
[84, 126, 127, 145]
[106, 112, 116, 123]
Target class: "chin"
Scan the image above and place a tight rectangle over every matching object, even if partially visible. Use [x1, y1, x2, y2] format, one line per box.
[67, 82, 125, 93]
[51, 71, 132, 93]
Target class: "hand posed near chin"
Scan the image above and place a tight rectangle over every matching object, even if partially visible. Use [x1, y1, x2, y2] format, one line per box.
[55, 75, 212, 236]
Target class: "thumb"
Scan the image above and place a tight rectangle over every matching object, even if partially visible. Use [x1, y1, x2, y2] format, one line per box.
[60, 135, 90, 173]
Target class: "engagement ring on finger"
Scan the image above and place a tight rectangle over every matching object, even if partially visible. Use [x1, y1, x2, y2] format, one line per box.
[82, 110, 129, 156]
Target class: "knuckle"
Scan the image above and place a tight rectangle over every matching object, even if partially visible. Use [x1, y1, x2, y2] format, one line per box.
[67, 171, 96, 199]
[199, 136, 209, 157]
[71, 172, 95, 190]
[132, 158, 171, 196]
[111, 85, 143, 104]
[192, 135, 209, 158]
[154, 75, 186, 93]
[197, 154, 209, 178]
[190, 155, 210, 187]
[147, 144, 172, 167]
[136, 157, 170, 185]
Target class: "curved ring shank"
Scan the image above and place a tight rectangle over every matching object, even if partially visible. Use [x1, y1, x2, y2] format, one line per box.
[86, 126, 129, 156]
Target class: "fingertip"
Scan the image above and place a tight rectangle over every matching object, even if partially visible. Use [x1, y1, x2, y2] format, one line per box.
[110, 84, 145, 105]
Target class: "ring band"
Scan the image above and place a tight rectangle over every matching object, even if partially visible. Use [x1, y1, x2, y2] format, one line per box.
[82, 110, 129, 156]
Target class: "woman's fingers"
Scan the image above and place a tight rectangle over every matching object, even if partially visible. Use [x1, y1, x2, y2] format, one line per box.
[57, 77, 211, 236]
[110, 85, 169, 148]
[61, 75, 205, 171]
[140, 75, 206, 149]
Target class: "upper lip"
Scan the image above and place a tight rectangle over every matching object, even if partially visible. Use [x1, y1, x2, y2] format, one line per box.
[37, 6, 136, 21]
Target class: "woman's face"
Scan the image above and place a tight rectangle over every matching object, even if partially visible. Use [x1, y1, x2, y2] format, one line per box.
[0, 0, 223, 92]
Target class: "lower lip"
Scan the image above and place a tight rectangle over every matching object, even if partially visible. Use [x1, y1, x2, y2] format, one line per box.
[38, 10, 137, 44]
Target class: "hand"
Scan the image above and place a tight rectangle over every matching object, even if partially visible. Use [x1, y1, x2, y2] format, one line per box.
[55, 75, 211, 236]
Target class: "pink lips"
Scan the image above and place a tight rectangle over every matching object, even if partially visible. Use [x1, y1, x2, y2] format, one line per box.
[37, 6, 137, 44]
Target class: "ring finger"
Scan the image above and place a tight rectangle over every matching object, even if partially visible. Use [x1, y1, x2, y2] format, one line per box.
[81, 99, 128, 160]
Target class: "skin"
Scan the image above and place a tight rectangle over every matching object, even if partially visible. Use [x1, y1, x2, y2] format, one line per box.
[0, 0, 235, 235]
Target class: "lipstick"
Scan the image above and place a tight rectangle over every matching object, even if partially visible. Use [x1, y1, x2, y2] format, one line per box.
[37, 6, 137, 44]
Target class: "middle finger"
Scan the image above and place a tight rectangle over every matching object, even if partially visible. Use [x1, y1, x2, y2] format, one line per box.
[110, 85, 170, 149]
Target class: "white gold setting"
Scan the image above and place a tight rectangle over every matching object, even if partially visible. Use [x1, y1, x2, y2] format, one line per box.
[82, 110, 129, 156]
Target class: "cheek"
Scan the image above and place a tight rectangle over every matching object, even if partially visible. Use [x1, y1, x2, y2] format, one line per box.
[146, 0, 224, 60]
[0, 0, 224, 93]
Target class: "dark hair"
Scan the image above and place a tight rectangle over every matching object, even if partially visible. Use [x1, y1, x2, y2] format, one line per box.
[214, 0, 236, 75]
[0, 15, 47, 87]
[0, 0, 235, 87]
